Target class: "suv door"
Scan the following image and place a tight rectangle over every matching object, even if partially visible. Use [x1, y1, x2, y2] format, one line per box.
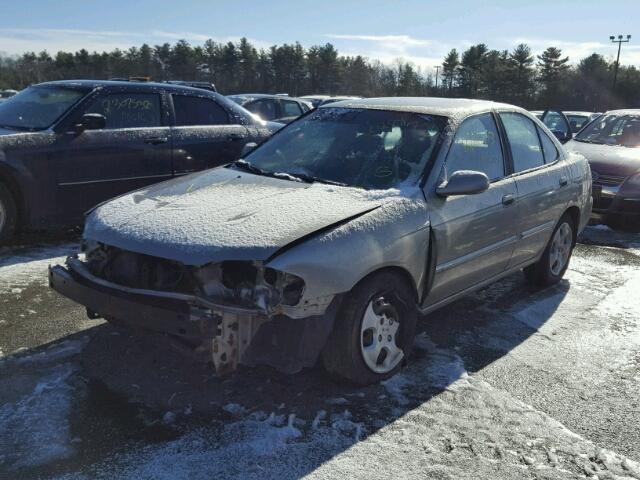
[52, 90, 172, 220]
[426, 112, 518, 306]
[498, 112, 571, 267]
[170, 93, 249, 175]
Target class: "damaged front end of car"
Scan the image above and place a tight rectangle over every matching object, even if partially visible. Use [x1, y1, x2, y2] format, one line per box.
[49, 240, 340, 375]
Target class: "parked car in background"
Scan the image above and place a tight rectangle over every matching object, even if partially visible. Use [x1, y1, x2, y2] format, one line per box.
[530, 110, 544, 119]
[539, 110, 601, 142]
[228, 94, 313, 123]
[299, 95, 332, 108]
[0, 80, 282, 241]
[564, 109, 640, 232]
[300, 95, 363, 108]
[318, 96, 363, 106]
[50, 98, 591, 385]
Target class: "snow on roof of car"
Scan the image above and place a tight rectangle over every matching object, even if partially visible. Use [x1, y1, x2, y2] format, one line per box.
[603, 109, 640, 116]
[320, 97, 522, 120]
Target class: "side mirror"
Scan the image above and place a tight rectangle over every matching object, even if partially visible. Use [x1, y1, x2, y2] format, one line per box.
[552, 130, 572, 144]
[73, 113, 106, 133]
[436, 170, 490, 197]
[241, 142, 258, 157]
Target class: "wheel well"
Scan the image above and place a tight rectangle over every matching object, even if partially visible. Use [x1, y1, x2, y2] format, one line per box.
[0, 172, 23, 229]
[564, 206, 580, 241]
[356, 266, 419, 303]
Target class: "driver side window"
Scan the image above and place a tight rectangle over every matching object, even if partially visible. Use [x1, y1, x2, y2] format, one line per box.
[445, 113, 505, 181]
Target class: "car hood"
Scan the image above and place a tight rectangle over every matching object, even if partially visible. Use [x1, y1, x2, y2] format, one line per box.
[84, 167, 396, 266]
[565, 139, 640, 176]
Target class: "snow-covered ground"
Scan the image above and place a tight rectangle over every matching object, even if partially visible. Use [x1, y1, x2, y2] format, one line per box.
[0, 226, 639, 479]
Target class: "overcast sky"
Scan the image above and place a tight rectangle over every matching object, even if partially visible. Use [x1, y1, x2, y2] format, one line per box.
[1, 0, 638, 72]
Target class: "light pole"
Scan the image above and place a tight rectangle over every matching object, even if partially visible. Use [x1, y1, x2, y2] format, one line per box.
[610, 34, 631, 90]
[434, 65, 440, 91]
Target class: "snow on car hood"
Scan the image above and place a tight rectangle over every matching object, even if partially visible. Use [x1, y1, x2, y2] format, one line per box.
[84, 167, 395, 266]
[565, 139, 640, 176]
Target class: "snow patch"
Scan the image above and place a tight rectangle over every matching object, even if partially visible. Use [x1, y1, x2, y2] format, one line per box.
[0, 363, 78, 470]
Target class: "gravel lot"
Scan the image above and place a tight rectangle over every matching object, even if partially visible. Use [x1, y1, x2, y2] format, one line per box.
[1, 226, 639, 479]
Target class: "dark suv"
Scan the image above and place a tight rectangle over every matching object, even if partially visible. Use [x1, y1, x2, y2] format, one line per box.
[0, 80, 282, 241]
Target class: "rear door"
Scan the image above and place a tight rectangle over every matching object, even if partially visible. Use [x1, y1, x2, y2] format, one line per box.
[498, 111, 571, 266]
[52, 90, 172, 219]
[170, 93, 250, 175]
[426, 112, 518, 306]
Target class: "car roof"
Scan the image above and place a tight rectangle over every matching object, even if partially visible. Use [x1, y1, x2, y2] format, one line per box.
[320, 97, 521, 119]
[563, 111, 597, 116]
[32, 79, 216, 96]
[603, 109, 640, 116]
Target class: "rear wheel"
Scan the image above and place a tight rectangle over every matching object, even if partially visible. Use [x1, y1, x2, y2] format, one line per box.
[523, 213, 575, 286]
[322, 271, 417, 385]
[0, 183, 17, 244]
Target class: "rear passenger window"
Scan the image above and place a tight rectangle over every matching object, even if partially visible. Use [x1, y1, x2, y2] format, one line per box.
[445, 113, 505, 181]
[85, 93, 161, 129]
[499, 112, 544, 172]
[538, 127, 559, 163]
[173, 95, 229, 126]
[282, 100, 303, 117]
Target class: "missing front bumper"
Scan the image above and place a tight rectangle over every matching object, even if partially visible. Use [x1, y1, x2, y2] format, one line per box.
[49, 258, 268, 374]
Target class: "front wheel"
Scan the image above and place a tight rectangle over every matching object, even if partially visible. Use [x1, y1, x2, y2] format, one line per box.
[321, 271, 417, 385]
[523, 213, 575, 286]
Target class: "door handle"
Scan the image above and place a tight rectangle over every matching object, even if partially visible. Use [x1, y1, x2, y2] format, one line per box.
[144, 137, 168, 145]
[502, 194, 516, 206]
[559, 176, 569, 187]
[227, 133, 243, 141]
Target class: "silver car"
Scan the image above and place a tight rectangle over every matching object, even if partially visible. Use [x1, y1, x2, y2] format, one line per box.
[50, 98, 592, 385]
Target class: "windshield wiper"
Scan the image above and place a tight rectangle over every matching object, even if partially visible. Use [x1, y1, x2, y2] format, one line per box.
[575, 138, 604, 145]
[230, 159, 272, 176]
[281, 172, 348, 187]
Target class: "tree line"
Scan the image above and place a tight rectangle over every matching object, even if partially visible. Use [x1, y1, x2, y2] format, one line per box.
[1, 37, 639, 111]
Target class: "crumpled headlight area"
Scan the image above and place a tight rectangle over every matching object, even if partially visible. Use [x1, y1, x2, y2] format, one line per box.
[194, 261, 305, 312]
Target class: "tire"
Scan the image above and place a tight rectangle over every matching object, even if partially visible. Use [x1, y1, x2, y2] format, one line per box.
[321, 271, 418, 385]
[523, 213, 575, 287]
[0, 183, 17, 244]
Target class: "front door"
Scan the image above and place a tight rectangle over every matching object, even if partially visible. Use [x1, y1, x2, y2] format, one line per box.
[52, 91, 173, 221]
[426, 112, 518, 306]
[170, 93, 249, 176]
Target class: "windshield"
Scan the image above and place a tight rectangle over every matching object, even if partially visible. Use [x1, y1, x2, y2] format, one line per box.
[241, 107, 447, 190]
[576, 114, 640, 147]
[0, 85, 87, 130]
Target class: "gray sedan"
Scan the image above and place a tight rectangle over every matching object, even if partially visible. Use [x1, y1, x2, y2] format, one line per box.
[50, 98, 592, 385]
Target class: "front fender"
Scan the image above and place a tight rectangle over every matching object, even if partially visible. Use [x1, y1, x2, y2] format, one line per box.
[267, 192, 430, 315]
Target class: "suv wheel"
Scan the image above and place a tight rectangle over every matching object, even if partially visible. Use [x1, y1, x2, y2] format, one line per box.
[322, 271, 417, 385]
[524, 213, 575, 286]
[0, 183, 17, 243]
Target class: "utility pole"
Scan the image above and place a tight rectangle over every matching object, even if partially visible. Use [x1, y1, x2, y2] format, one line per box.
[610, 34, 631, 90]
[434, 65, 440, 91]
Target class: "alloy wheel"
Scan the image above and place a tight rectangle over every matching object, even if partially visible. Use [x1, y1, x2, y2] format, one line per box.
[549, 222, 573, 276]
[360, 295, 404, 374]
